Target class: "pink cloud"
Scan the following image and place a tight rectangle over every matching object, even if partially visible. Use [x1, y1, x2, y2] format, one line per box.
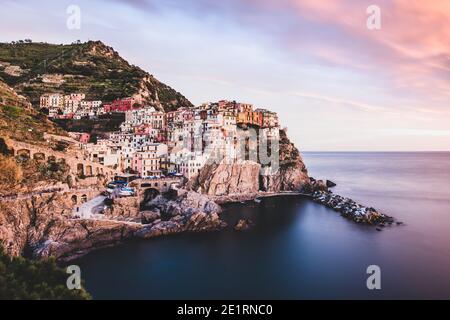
[252, 0, 450, 99]
[116, 0, 450, 103]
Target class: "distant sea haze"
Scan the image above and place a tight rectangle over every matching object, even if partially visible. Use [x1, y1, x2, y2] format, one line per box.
[75, 152, 450, 299]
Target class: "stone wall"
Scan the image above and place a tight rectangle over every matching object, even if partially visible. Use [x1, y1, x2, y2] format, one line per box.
[7, 139, 119, 182]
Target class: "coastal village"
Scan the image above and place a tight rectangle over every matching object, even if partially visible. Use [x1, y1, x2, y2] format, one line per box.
[40, 93, 280, 180]
[0, 38, 397, 267]
[36, 91, 397, 228]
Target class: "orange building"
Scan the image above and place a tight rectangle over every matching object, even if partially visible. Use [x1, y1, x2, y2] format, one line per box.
[251, 110, 263, 127]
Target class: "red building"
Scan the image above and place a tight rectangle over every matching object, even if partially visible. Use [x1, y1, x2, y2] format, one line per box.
[199, 110, 207, 120]
[166, 111, 176, 125]
[103, 97, 136, 112]
[156, 129, 168, 143]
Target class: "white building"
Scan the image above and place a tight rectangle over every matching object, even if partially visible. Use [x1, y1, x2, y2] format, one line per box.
[178, 152, 209, 179]
[137, 143, 168, 176]
[124, 106, 165, 128]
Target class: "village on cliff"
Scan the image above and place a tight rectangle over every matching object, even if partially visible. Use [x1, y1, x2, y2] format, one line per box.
[40, 93, 280, 181]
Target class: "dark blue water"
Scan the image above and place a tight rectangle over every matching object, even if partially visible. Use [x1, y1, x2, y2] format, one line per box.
[75, 152, 450, 299]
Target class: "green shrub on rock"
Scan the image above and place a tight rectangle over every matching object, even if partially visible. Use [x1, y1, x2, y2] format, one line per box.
[0, 246, 91, 300]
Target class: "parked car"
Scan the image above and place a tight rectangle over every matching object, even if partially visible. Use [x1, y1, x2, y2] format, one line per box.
[119, 187, 135, 197]
[106, 181, 127, 193]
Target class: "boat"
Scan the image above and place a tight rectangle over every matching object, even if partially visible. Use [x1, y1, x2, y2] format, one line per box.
[254, 198, 262, 203]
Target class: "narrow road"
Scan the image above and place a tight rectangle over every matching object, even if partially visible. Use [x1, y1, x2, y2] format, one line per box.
[0, 187, 101, 201]
[73, 195, 106, 218]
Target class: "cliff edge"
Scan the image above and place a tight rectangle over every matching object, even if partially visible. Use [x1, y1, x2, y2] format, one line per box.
[189, 128, 311, 198]
[260, 129, 310, 192]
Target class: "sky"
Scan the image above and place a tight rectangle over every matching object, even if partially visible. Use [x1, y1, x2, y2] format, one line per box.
[1, 0, 449, 151]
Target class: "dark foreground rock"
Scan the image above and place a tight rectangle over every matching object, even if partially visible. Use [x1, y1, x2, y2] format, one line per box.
[141, 211, 161, 224]
[234, 219, 254, 231]
[326, 180, 337, 188]
[309, 177, 328, 191]
[311, 191, 395, 226]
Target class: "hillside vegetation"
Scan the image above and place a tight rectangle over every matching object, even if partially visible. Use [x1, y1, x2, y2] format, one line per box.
[0, 40, 193, 111]
[0, 79, 65, 143]
[0, 245, 90, 299]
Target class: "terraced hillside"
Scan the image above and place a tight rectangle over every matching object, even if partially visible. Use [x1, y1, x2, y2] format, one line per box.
[0, 79, 65, 143]
[0, 40, 193, 112]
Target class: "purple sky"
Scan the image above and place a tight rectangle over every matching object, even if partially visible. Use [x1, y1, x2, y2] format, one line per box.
[1, 0, 449, 151]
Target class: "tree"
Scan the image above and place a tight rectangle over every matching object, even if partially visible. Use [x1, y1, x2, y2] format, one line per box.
[40, 107, 49, 115]
[0, 245, 91, 300]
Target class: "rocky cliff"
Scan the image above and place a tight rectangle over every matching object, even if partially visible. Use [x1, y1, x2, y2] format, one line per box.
[190, 129, 311, 198]
[189, 159, 261, 197]
[260, 129, 310, 193]
[0, 190, 225, 261]
[0, 193, 137, 260]
[135, 191, 225, 239]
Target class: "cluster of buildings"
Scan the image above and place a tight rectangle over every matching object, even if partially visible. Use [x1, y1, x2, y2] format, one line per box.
[68, 99, 280, 179]
[40, 93, 143, 119]
[40, 93, 103, 119]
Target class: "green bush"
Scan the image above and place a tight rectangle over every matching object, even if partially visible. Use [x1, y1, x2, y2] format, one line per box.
[0, 246, 91, 300]
[2, 105, 21, 118]
[37, 160, 70, 181]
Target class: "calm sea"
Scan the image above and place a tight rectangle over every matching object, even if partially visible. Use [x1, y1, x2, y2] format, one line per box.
[74, 152, 450, 299]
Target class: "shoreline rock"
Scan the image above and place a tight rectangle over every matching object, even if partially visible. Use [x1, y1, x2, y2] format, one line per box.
[135, 191, 226, 239]
[311, 190, 395, 226]
[234, 219, 254, 231]
[1, 183, 399, 263]
[326, 180, 337, 188]
[0, 190, 227, 262]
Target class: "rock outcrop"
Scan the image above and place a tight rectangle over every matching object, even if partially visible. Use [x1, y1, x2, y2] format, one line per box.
[309, 178, 329, 192]
[0, 193, 139, 260]
[190, 129, 311, 198]
[104, 196, 140, 222]
[260, 129, 310, 192]
[135, 191, 225, 238]
[141, 211, 161, 224]
[190, 159, 261, 196]
[0, 189, 225, 261]
[234, 219, 254, 231]
[33, 219, 141, 261]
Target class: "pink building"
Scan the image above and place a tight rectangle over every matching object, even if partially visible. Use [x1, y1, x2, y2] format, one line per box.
[79, 133, 90, 144]
[132, 153, 143, 176]
[181, 109, 194, 121]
